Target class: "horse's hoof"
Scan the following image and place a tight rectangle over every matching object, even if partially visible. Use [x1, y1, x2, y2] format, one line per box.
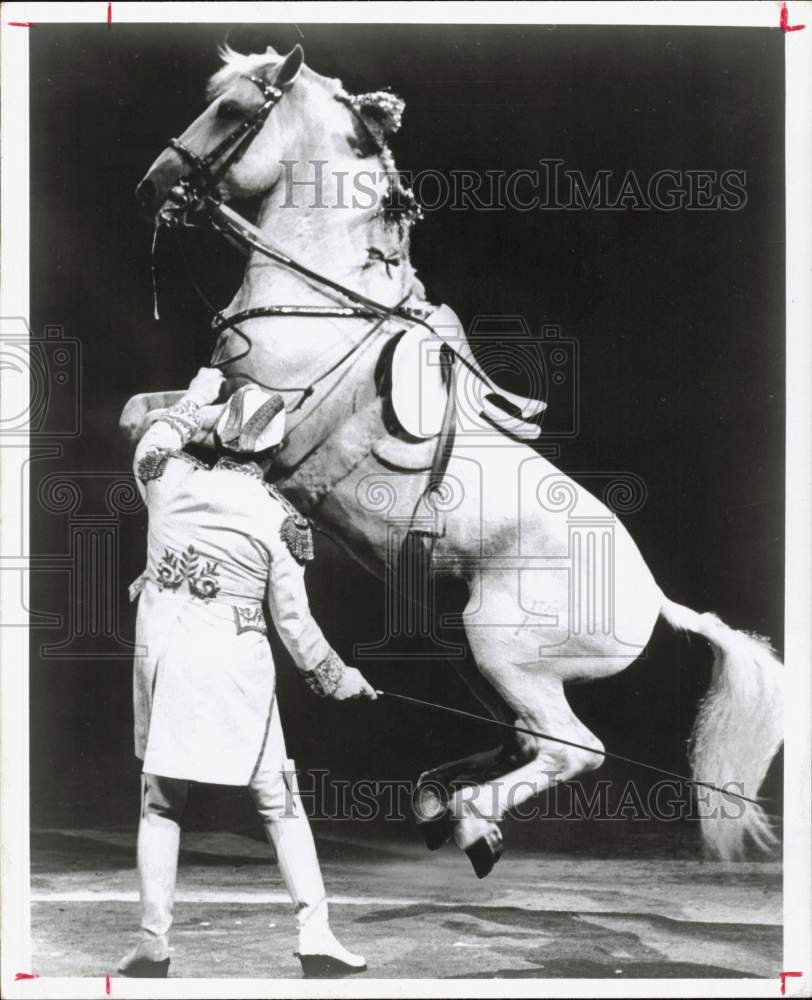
[418, 812, 454, 851]
[464, 827, 504, 879]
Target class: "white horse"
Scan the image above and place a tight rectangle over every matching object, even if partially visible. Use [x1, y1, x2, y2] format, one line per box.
[125, 44, 783, 877]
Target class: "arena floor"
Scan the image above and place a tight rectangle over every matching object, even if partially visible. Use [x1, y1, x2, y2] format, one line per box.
[30, 824, 781, 982]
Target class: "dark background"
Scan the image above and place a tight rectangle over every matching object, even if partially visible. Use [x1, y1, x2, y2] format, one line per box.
[29, 23, 784, 852]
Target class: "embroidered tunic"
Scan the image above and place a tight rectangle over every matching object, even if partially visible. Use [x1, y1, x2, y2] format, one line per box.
[130, 400, 340, 785]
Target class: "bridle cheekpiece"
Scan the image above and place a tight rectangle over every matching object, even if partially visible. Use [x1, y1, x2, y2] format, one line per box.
[162, 73, 289, 225]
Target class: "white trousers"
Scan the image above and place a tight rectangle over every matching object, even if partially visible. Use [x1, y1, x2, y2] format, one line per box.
[137, 698, 328, 945]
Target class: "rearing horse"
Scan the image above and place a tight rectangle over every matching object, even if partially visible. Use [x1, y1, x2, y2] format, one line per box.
[125, 44, 783, 877]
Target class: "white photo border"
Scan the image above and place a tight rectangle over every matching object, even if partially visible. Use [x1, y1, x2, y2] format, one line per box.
[1, 2, 809, 998]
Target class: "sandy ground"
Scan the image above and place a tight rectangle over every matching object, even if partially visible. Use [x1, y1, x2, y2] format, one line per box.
[29, 824, 781, 982]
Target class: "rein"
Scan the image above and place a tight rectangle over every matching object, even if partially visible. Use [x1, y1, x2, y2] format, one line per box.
[209, 202, 426, 327]
[173, 211, 414, 410]
[200, 200, 502, 419]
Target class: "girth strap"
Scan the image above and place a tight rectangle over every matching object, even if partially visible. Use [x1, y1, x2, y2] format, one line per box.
[409, 345, 457, 541]
[429, 348, 457, 505]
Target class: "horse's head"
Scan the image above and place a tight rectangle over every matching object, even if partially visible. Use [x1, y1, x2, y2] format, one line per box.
[135, 44, 416, 230]
[135, 45, 329, 218]
[135, 45, 310, 219]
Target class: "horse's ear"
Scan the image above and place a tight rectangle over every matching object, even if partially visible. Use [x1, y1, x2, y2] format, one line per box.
[274, 44, 304, 89]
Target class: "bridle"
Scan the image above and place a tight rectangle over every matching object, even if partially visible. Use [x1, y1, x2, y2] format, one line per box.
[153, 60, 442, 411]
[163, 73, 288, 220]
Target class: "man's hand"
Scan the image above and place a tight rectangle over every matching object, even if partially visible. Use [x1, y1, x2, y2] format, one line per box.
[186, 367, 225, 407]
[330, 666, 378, 701]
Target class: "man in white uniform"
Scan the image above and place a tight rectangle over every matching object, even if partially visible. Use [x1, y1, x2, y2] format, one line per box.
[118, 367, 376, 979]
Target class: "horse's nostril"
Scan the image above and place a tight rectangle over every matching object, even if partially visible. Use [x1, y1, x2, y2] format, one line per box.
[135, 178, 156, 211]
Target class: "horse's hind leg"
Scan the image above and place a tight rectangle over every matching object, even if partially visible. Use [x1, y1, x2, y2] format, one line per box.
[448, 577, 614, 877]
[415, 746, 512, 850]
[450, 671, 606, 877]
[414, 660, 534, 849]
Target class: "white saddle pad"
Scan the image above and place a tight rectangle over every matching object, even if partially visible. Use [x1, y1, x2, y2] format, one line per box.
[390, 305, 547, 440]
[391, 325, 450, 439]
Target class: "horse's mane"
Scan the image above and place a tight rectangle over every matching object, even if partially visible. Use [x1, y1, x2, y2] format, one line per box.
[206, 45, 343, 101]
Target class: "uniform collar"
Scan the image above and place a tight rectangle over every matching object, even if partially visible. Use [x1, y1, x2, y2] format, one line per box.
[214, 457, 265, 481]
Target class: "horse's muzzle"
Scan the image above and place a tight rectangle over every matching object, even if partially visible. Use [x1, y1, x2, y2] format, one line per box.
[135, 148, 187, 221]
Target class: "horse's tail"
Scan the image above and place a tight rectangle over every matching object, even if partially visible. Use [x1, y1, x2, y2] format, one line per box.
[659, 598, 783, 859]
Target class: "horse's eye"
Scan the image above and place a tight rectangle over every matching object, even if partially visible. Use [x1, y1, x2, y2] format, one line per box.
[217, 100, 243, 121]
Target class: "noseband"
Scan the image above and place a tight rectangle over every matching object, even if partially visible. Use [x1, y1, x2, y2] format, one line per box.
[163, 73, 288, 221]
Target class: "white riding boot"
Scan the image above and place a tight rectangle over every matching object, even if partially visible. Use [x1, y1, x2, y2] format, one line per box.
[265, 815, 366, 978]
[118, 813, 179, 977]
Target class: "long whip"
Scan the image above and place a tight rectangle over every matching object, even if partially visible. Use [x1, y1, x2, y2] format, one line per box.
[375, 688, 766, 808]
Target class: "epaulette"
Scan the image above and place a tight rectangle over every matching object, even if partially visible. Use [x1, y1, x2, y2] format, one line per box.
[137, 448, 208, 486]
[264, 482, 315, 563]
[136, 448, 171, 485]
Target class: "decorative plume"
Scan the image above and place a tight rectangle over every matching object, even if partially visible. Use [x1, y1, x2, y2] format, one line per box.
[336, 90, 405, 147]
[337, 89, 422, 234]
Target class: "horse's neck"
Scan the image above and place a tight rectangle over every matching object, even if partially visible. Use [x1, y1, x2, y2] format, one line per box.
[219, 149, 426, 407]
[227, 154, 416, 314]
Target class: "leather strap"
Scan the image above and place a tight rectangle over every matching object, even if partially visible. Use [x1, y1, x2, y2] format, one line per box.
[428, 345, 457, 500]
[407, 345, 457, 541]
